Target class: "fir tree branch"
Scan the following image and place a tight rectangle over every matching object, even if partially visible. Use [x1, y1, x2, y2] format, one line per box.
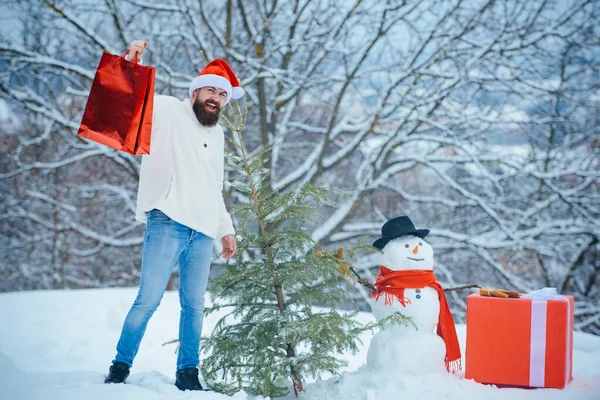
[214, 302, 280, 308]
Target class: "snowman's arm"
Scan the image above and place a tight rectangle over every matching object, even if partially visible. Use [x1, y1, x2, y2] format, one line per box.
[357, 278, 377, 292]
[354, 277, 479, 293]
[443, 284, 480, 292]
[345, 265, 378, 291]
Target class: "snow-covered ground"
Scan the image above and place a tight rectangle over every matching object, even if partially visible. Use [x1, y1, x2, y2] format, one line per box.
[0, 288, 598, 400]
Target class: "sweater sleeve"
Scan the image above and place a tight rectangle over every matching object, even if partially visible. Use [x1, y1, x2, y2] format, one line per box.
[215, 128, 235, 239]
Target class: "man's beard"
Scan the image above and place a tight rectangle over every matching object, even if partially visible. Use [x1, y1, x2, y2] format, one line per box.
[193, 99, 221, 127]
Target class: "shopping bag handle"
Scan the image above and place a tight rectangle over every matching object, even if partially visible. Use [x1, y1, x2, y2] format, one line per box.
[121, 50, 139, 64]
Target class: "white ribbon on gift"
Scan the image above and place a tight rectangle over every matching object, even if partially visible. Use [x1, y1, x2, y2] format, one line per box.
[523, 287, 572, 388]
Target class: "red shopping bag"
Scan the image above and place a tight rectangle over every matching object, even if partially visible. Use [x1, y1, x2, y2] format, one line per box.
[77, 51, 155, 155]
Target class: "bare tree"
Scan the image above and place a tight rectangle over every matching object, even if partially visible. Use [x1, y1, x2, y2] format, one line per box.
[1, 0, 598, 332]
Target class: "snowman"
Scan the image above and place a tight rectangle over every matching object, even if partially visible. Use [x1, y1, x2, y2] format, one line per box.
[366, 216, 461, 375]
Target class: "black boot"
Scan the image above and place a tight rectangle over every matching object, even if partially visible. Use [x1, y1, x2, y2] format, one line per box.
[175, 367, 205, 391]
[104, 361, 130, 384]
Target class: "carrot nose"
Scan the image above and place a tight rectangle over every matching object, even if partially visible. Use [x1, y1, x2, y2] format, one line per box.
[412, 245, 419, 255]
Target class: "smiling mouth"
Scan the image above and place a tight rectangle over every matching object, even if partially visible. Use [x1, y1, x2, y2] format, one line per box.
[205, 103, 218, 112]
[407, 257, 424, 261]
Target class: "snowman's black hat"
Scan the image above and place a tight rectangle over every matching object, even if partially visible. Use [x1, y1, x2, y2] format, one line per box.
[372, 216, 430, 250]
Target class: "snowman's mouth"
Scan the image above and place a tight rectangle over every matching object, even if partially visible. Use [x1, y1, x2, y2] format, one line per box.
[407, 257, 424, 261]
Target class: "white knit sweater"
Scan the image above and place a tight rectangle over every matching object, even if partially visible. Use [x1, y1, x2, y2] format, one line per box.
[135, 95, 235, 239]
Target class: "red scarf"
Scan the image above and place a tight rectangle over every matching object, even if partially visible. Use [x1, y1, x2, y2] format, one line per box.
[371, 266, 462, 373]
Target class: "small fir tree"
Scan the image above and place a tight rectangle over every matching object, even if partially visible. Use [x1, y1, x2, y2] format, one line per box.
[200, 100, 411, 398]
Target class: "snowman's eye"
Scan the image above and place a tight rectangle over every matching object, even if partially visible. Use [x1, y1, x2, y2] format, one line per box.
[405, 244, 409, 248]
[419, 242, 423, 246]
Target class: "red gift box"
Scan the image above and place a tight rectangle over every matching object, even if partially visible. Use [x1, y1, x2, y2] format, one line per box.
[465, 292, 574, 389]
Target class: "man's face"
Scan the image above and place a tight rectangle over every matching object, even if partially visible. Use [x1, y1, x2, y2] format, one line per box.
[192, 86, 228, 127]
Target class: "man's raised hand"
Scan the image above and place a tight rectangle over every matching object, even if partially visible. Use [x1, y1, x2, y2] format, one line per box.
[126, 40, 148, 62]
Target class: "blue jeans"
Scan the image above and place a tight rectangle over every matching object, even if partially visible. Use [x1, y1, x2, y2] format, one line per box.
[113, 209, 214, 371]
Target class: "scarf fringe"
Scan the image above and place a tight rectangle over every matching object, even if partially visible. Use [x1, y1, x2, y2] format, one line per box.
[446, 358, 462, 373]
[372, 291, 412, 307]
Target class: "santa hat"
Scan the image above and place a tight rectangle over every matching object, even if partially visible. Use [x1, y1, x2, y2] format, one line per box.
[188, 58, 245, 105]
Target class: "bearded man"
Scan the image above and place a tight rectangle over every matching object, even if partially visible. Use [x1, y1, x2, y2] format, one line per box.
[104, 40, 242, 391]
